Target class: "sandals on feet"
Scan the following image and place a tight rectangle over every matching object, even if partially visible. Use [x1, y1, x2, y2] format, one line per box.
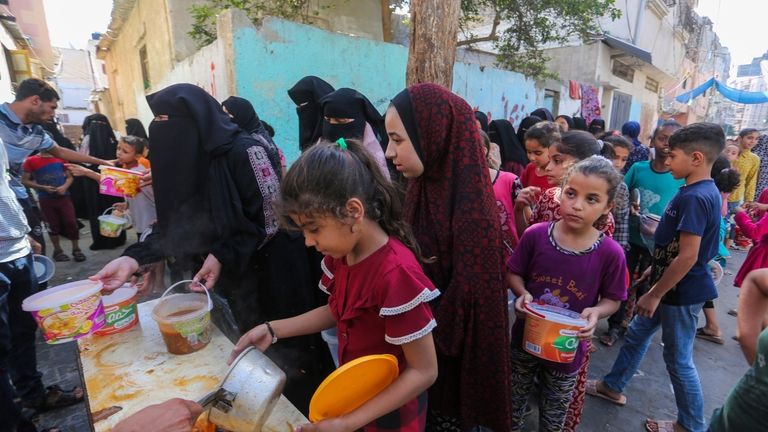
[53, 251, 70, 262]
[72, 250, 86, 262]
[585, 380, 626, 406]
[600, 328, 621, 347]
[645, 419, 679, 432]
[695, 327, 724, 345]
[29, 385, 84, 412]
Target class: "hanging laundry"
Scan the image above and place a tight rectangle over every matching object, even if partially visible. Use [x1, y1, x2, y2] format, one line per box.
[569, 80, 582, 99]
[580, 84, 601, 124]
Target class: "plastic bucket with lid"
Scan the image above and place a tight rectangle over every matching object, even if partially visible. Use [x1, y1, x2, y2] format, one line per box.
[151, 280, 212, 355]
[98, 207, 131, 238]
[22, 280, 106, 344]
[523, 303, 587, 363]
[95, 285, 139, 336]
[99, 165, 141, 197]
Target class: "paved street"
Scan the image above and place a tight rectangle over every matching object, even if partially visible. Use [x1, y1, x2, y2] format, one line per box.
[32, 232, 750, 432]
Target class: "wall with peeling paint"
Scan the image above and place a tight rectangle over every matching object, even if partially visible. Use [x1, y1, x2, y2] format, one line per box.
[452, 61, 538, 128]
[231, 15, 408, 163]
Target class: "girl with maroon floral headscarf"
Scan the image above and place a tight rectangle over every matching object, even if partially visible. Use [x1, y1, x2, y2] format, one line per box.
[384, 83, 512, 432]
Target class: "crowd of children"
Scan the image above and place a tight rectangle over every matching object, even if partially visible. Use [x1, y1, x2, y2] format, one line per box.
[8, 75, 762, 432]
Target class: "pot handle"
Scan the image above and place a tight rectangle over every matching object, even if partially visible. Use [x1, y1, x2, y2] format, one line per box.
[161, 280, 212, 312]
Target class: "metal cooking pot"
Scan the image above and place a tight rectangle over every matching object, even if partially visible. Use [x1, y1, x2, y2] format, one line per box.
[198, 347, 286, 432]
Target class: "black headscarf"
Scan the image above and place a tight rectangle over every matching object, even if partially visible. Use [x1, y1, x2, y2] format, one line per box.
[589, 118, 606, 135]
[475, 111, 489, 132]
[555, 115, 574, 130]
[222, 95, 282, 177]
[146, 84, 238, 263]
[287, 76, 334, 151]
[222, 96, 262, 134]
[573, 117, 588, 131]
[489, 119, 528, 166]
[125, 118, 148, 139]
[531, 108, 554, 121]
[516, 115, 543, 144]
[81, 113, 125, 249]
[147, 84, 279, 273]
[319, 88, 386, 146]
[42, 121, 75, 151]
[82, 113, 117, 161]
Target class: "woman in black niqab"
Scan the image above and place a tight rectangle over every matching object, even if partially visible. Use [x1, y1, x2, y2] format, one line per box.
[125, 118, 148, 139]
[287, 76, 334, 152]
[112, 84, 331, 413]
[222, 95, 283, 175]
[489, 119, 528, 175]
[81, 113, 126, 250]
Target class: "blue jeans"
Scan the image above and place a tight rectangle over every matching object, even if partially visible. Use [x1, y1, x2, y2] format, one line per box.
[603, 302, 706, 432]
[0, 253, 42, 431]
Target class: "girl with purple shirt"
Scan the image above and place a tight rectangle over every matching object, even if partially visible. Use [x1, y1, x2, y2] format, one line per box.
[506, 156, 629, 432]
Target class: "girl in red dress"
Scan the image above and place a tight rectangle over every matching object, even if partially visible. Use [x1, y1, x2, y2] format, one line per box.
[231, 138, 439, 432]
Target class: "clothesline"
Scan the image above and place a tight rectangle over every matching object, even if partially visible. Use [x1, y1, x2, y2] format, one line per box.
[675, 78, 768, 104]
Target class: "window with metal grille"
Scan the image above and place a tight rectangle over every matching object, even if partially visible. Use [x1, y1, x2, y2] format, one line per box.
[612, 60, 635, 83]
[645, 77, 659, 93]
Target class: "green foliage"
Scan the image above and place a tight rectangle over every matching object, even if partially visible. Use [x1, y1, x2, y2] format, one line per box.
[188, 0, 334, 47]
[460, 0, 622, 80]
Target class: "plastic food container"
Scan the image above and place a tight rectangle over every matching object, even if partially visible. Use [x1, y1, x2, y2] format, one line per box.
[22, 280, 106, 344]
[523, 303, 587, 363]
[98, 207, 131, 238]
[95, 286, 139, 336]
[151, 280, 212, 355]
[99, 165, 141, 198]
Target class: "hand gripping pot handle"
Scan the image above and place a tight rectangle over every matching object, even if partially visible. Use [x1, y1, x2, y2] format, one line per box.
[160, 280, 212, 312]
[102, 206, 133, 227]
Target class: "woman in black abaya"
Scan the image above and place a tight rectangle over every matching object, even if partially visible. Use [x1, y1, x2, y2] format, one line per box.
[93, 84, 331, 414]
[81, 114, 125, 250]
[287, 76, 334, 152]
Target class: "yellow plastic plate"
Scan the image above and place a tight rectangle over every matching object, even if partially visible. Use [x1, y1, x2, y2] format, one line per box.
[309, 354, 399, 422]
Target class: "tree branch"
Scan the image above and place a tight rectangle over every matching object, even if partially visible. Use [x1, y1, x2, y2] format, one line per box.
[457, 11, 500, 47]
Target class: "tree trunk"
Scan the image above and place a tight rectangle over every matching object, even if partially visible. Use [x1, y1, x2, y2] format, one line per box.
[380, 0, 392, 42]
[406, 0, 460, 89]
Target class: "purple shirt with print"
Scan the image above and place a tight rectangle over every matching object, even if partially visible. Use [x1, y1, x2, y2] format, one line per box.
[507, 222, 628, 374]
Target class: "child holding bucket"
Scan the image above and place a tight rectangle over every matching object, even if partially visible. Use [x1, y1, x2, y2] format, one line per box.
[507, 156, 628, 432]
[112, 136, 155, 240]
[229, 139, 438, 432]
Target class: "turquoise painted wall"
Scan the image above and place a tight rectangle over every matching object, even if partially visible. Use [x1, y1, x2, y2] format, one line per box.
[232, 18, 408, 163]
[452, 62, 539, 128]
[231, 18, 540, 163]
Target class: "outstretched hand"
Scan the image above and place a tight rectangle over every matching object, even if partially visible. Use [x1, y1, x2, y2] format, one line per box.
[90, 256, 140, 291]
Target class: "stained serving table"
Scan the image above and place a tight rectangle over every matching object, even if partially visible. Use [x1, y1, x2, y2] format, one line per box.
[77, 298, 306, 431]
